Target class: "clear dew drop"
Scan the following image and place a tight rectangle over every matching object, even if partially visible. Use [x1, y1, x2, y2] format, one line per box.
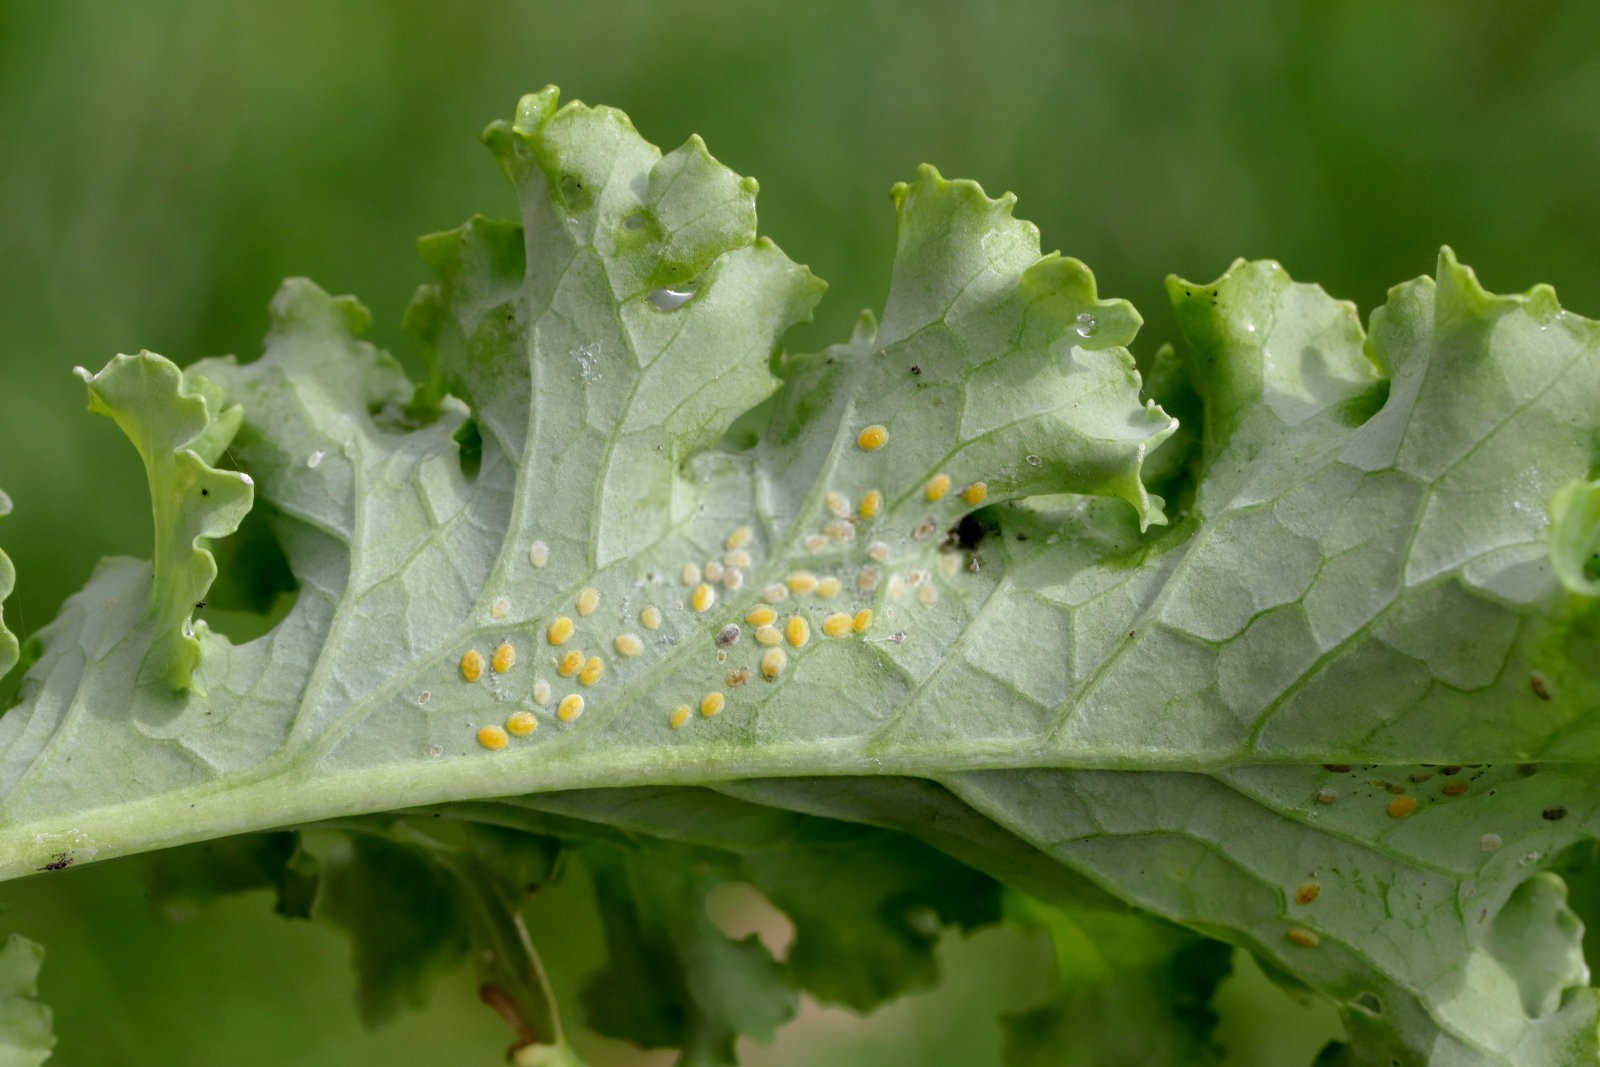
[1073, 312, 1096, 339]
[648, 285, 696, 311]
[573, 342, 601, 380]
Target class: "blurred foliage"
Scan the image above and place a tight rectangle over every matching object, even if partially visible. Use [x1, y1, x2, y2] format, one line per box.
[0, 0, 1591, 1060]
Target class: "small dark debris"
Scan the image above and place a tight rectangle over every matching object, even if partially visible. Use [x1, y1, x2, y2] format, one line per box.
[1530, 672, 1552, 701]
[910, 364, 922, 376]
[200, 488, 209, 496]
[37, 852, 72, 872]
[1323, 764, 1352, 773]
[1517, 763, 1539, 777]
[1409, 772, 1433, 784]
[1440, 766, 1463, 776]
[1542, 805, 1569, 821]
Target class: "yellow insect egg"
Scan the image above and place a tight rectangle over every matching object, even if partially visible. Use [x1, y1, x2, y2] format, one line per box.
[1295, 882, 1321, 905]
[704, 560, 725, 582]
[816, 576, 842, 599]
[762, 583, 788, 604]
[755, 624, 782, 647]
[859, 489, 882, 519]
[858, 567, 881, 592]
[490, 596, 511, 619]
[532, 679, 552, 705]
[852, 608, 873, 633]
[547, 616, 574, 645]
[887, 574, 906, 600]
[505, 710, 538, 736]
[962, 481, 988, 506]
[746, 606, 776, 626]
[476, 724, 509, 750]
[691, 582, 716, 612]
[1387, 794, 1417, 818]
[460, 649, 485, 683]
[724, 548, 752, 569]
[925, 473, 952, 502]
[700, 691, 725, 717]
[803, 534, 828, 553]
[669, 705, 691, 729]
[867, 541, 889, 562]
[558, 650, 584, 677]
[726, 525, 753, 550]
[917, 584, 938, 607]
[640, 605, 662, 630]
[825, 491, 851, 518]
[786, 570, 819, 595]
[557, 694, 585, 722]
[491, 642, 516, 673]
[528, 540, 549, 567]
[681, 562, 702, 586]
[857, 424, 888, 451]
[785, 615, 810, 648]
[821, 612, 853, 637]
[760, 647, 787, 680]
[576, 586, 600, 617]
[723, 568, 744, 590]
[1285, 928, 1320, 949]
[824, 520, 855, 541]
[578, 656, 604, 686]
[614, 633, 644, 657]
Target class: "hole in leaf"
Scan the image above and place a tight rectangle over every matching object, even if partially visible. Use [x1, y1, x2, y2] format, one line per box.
[948, 508, 999, 552]
[1337, 377, 1391, 428]
[454, 417, 483, 481]
[199, 502, 300, 644]
[705, 882, 794, 961]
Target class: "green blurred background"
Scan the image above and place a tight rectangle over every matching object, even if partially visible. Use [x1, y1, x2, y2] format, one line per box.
[1, 0, 1595, 1062]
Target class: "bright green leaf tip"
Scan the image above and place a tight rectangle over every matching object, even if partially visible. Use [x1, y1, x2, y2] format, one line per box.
[1551, 478, 1600, 596]
[73, 352, 253, 692]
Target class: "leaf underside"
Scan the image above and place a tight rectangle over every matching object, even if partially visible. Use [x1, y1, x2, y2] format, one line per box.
[2, 86, 1599, 1064]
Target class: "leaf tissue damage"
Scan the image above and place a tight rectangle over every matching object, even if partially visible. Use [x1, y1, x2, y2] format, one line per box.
[1, 86, 1600, 1064]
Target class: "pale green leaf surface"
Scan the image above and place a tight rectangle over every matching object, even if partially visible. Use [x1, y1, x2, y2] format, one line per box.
[2, 88, 1599, 1063]
[0, 934, 54, 1067]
